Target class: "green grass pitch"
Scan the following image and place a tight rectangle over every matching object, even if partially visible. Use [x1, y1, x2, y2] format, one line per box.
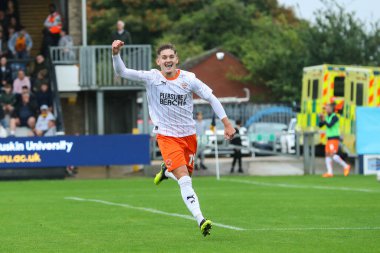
[0, 175, 379, 252]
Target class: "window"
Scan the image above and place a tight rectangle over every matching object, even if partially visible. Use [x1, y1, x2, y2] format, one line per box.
[307, 80, 311, 98]
[356, 83, 363, 106]
[312, 79, 319, 99]
[350, 82, 354, 101]
[333, 76, 345, 97]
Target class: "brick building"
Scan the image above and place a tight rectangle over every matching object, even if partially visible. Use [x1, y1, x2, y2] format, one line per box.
[181, 48, 268, 101]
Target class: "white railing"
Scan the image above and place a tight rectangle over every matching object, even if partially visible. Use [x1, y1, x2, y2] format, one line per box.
[50, 45, 152, 89]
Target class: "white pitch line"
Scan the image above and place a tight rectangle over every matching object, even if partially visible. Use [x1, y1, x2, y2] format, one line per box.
[224, 179, 380, 193]
[64, 197, 245, 231]
[249, 227, 380, 231]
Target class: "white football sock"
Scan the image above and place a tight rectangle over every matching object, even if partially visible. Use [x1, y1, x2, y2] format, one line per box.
[333, 154, 348, 168]
[178, 176, 205, 226]
[164, 170, 177, 181]
[325, 157, 333, 174]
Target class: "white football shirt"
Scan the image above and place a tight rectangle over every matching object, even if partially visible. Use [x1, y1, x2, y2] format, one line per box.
[113, 57, 214, 137]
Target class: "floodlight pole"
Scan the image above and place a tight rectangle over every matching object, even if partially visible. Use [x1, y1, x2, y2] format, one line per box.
[82, 0, 87, 46]
[214, 130, 220, 180]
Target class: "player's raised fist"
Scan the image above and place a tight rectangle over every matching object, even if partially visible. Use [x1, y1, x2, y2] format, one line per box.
[224, 124, 236, 140]
[112, 40, 124, 55]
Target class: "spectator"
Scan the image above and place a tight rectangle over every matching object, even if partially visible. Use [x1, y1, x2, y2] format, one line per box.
[5, 0, 18, 23]
[34, 104, 55, 136]
[12, 69, 31, 94]
[0, 30, 8, 57]
[7, 26, 14, 41]
[9, 92, 37, 136]
[41, 3, 62, 57]
[32, 54, 48, 76]
[230, 119, 243, 173]
[111, 20, 132, 44]
[31, 54, 49, 85]
[35, 82, 52, 108]
[0, 11, 7, 38]
[8, 16, 18, 30]
[0, 83, 15, 127]
[33, 69, 49, 92]
[44, 119, 57, 136]
[8, 26, 33, 59]
[0, 96, 4, 127]
[194, 112, 208, 170]
[0, 56, 11, 87]
[58, 29, 74, 60]
[18, 85, 37, 105]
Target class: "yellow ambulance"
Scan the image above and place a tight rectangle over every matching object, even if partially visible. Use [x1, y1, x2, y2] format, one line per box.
[298, 64, 380, 154]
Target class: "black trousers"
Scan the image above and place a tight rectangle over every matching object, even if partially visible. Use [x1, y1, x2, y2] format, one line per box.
[231, 148, 242, 171]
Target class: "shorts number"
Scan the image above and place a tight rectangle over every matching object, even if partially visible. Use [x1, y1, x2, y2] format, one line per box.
[189, 154, 195, 166]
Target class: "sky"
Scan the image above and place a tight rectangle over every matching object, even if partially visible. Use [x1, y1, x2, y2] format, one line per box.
[278, 0, 380, 26]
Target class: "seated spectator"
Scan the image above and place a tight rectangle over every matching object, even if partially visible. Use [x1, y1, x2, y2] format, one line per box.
[6, 0, 18, 22]
[8, 26, 33, 59]
[0, 56, 11, 87]
[17, 85, 37, 106]
[58, 29, 74, 60]
[34, 104, 55, 136]
[31, 54, 49, 84]
[35, 82, 52, 108]
[12, 69, 30, 94]
[7, 26, 14, 41]
[33, 69, 49, 92]
[41, 4, 61, 57]
[8, 16, 18, 31]
[0, 96, 4, 128]
[0, 83, 16, 127]
[0, 11, 7, 34]
[9, 92, 37, 136]
[44, 119, 56, 136]
[0, 30, 8, 57]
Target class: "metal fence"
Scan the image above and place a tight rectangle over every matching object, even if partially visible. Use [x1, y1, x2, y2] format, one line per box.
[50, 45, 152, 89]
[194, 103, 296, 125]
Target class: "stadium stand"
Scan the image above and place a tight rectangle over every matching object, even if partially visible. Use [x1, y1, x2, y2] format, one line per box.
[0, 0, 63, 137]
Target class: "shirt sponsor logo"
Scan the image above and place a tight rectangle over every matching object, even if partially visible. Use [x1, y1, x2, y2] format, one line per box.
[160, 93, 187, 106]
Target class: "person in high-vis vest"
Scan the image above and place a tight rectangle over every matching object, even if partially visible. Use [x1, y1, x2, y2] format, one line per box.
[319, 103, 350, 178]
[41, 4, 62, 57]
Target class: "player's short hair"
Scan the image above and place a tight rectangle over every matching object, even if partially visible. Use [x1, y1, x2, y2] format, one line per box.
[156, 43, 177, 56]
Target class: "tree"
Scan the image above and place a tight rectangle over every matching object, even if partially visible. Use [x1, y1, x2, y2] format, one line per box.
[303, 1, 380, 66]
[87, 0, 208, 45]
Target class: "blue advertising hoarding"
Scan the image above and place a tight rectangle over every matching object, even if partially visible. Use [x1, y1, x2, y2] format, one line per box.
[356, 107, 380, 155]
[0, 134, 150, 168]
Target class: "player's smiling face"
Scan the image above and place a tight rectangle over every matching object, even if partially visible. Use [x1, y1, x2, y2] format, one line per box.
[157, 49, 179, 77]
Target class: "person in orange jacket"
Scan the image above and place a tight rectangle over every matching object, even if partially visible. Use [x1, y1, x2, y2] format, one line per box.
[41, 3, 62, 57]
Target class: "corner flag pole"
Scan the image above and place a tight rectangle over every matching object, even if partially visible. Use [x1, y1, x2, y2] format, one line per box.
[211, 114, 220, 180]
[214, 130, 220, 180]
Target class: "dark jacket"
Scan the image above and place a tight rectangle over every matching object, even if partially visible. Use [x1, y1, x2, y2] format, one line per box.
[0, 65, 12, 85]
[11, 99, 38, 124]
[111, 30, 132, 44]
[230, 127, 242, 146]
[36, 90, 53, 108]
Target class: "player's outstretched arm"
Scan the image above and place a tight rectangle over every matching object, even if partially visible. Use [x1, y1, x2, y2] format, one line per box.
[206, 93, 235, 140]
[111, 40, 147, 82]
[222, 117, 236, 140]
